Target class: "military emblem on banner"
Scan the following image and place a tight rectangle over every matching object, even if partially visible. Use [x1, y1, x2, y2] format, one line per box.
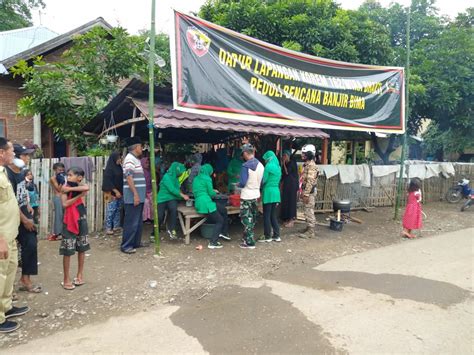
[186, 26, 211, 57]
[386, 77, 400, 94]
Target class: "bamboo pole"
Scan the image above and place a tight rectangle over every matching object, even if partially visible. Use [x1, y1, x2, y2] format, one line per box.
[394, 3, 411, 220]
[148, 0, 160, 254]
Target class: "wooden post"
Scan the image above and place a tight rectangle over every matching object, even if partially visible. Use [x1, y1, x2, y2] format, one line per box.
[33, 113, 41, 147]
[352, 140, 357, 165]
[321, 138, 328, 164]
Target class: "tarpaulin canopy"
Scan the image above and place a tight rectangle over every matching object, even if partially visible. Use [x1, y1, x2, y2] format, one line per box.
[132, 99, 329, 139]
[171, 11, 405, 134]
[83, 79, 329, 143]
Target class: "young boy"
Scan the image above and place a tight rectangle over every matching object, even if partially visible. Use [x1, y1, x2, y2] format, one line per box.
[25, 169, 40, 225]
[49, 163, 66, 241]
[60, 167, 90, 290]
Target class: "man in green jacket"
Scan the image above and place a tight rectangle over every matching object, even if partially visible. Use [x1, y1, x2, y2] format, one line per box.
[157, 162, 189, 240]
[192, 164, 230, 249]
[258, 151, 282, 243]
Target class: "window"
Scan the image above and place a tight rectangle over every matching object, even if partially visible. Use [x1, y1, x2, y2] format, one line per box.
[0, 119, 6, 137]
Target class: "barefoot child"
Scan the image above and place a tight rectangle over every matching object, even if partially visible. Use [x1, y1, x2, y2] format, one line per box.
[60, 167, 90, 290]
[402, 178, 422, 239]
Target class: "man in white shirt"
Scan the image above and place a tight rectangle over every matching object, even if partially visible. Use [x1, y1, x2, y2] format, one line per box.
[238, 144, 264, 249]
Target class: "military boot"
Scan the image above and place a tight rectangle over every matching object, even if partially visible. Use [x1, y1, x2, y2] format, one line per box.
[299, 228, 315, 239]
[298, 225, 310, 234]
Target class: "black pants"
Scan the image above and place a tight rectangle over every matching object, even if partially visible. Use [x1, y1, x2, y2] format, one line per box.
[17, 226, 38, 276]
[158, 200, 178, 232]
[263, 203, 280, 238]
[207, 204, 229, 243]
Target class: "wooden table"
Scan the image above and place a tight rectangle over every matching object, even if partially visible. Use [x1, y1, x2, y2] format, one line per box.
[177, 204, 240, 245]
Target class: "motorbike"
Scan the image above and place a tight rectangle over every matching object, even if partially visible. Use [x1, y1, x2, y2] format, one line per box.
[445, 178, 471, 204]
[460, 179, 473, 211]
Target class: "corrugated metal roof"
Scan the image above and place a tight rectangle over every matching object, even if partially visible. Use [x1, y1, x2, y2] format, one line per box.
[0, 26, 58, 61]
[0, 18, 112, 73]
[132, 99, 329, 139]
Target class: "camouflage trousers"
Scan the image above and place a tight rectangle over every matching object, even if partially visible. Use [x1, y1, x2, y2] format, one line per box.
[240, 199, 258, 246]
[303, 190, 317, 229]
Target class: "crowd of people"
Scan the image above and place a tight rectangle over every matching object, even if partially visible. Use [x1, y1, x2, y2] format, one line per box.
[0, 135, 423, 333]
[103, 137, 321, 253]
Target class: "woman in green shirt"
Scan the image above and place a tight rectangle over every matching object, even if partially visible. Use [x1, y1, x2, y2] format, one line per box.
[157, 162, 189, 240]
[258, 151, 282, 243]
[192, 164, 230, 249]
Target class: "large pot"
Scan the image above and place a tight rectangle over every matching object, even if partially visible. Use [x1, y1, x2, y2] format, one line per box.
[333, 200, 351, 213]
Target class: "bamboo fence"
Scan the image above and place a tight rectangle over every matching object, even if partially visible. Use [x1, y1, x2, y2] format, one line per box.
[29, 158, 473, 237]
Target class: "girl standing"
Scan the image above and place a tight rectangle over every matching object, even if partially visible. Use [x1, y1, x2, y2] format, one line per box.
[102, 151, 123, 235]
[402, 178, 423, 239]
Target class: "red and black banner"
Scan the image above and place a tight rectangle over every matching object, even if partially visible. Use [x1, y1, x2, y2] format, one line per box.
[171, 11, 405, 133]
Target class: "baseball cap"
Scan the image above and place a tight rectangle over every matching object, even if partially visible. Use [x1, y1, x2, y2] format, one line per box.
[13, 144, 35, 156]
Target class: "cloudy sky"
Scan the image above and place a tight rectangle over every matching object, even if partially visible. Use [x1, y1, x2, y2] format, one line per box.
[32, 0, 470, 35]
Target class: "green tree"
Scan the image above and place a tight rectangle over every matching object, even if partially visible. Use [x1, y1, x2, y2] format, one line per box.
[360, 1, 472, 162]
[415, 16, 474, 158]
[10, 27, 170, 150]
[199, 0, 394, 65]
[0, 0, 45, 31]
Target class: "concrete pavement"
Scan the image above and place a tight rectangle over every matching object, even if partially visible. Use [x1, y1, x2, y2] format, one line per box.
[8, 228, 473, 354]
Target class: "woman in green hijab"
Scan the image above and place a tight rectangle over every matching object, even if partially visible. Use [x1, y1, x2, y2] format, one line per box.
[193, 164, 230, 249]
[258, 151, 282, 243]
[227, 148, 242, 192]
[157, 162, 190, 240]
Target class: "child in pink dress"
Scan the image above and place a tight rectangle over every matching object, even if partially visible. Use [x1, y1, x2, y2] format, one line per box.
[402, 178, 422, 239]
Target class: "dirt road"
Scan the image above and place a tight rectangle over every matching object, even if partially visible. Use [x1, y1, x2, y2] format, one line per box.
[7, 228, 473, 353]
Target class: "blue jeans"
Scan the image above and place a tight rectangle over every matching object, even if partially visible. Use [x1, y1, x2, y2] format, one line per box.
[105, 198, 123, 231]
[121, 203, 144, 251]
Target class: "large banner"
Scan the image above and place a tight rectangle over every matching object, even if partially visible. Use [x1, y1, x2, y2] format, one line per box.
[171, 11, 405, 133]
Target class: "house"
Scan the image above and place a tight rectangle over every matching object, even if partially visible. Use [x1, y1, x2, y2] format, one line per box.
[0, 18, 112, 157]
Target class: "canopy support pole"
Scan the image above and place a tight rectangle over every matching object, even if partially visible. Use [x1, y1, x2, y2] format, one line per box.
[148, 0, 160, 253]
[322, 138, 328, 164]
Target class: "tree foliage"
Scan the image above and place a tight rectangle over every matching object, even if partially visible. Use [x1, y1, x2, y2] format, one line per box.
[10, 27, 170, 150]
[199, 0, 472, 160]
[0, 0, 45, 31]
[200, 0, 394, 65]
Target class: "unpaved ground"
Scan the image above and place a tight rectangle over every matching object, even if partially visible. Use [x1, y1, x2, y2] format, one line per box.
[1, 202, 472, 349]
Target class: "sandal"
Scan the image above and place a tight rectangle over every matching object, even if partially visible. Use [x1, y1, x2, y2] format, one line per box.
[61, 282, 75, 290]
[18, 284, 42, 293]
[401, 232, 415, 239]
[73, 278, 85, 286]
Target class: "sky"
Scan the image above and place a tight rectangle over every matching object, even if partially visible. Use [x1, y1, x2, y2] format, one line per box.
[32, 0, 471, 35]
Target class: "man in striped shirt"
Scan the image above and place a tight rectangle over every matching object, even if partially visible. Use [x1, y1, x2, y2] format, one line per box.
[120, 137, 146, 254]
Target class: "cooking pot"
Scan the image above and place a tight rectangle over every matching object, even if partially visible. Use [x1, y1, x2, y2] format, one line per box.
[333, 200, 351, 213]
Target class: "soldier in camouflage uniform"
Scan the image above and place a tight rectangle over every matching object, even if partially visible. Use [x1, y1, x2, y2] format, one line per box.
[238, 144, 264, 249]
[299, 144, 319, 238]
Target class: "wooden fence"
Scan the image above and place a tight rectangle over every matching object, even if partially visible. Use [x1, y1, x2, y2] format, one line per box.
[314, 163, 474, 211]
[30, 158, 473, 237]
